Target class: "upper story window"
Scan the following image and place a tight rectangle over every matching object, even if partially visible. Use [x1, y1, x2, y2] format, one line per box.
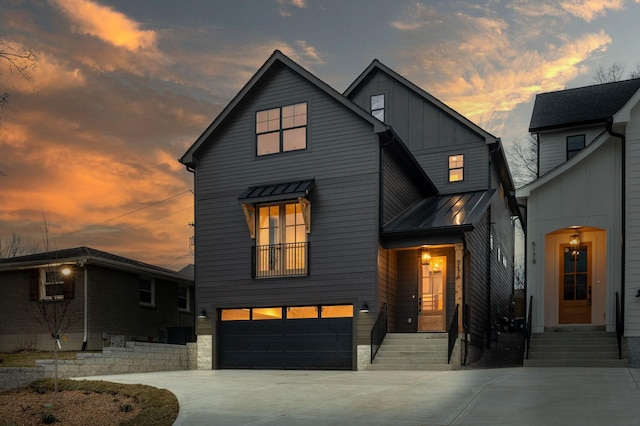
[370, 94, 384, 122]
[448, 154, 464, 182]
[255, 201, 308, 278]
[567, 134, 585, 160]
[256, 102, 307, 156]
[177, 285, 190, 311]
[140, 277, 155, 306]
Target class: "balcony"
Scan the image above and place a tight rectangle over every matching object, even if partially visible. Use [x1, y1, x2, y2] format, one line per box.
[253, 242, 308, 278]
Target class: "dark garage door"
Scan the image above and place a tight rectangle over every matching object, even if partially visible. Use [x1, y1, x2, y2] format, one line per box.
[218, 317, 353, 369]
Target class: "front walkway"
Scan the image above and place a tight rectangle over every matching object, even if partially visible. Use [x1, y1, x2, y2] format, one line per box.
[81, 368, 640, 425]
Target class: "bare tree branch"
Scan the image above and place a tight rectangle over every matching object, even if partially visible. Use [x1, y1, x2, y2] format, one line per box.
[593, 62, 626, 83]
[0, 37, 37, 113]
[0, 231, 40, 258]
[506, 136, 538, 188]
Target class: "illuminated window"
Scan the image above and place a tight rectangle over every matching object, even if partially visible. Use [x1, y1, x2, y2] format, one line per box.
[253, 307, 283, 320]
[256, 202, 308, 277]
[220, 309, 250, 321]
[256, 103, 307, 156]
[139, 278, 155, 306]
[321, 305, 353, 318]
[41, 269, 67, 300]
[567, 134, 585, 160]
[370, 94, 384, 122]
[448, 154, 464, 182]
[286, 306, 319, 319]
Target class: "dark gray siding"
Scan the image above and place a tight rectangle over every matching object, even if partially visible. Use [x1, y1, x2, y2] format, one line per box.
[381, 150, 424, 225]
[193, 65, 381, 336]
[347, 69, 489, 193]
[377, 246, 398, 331]
[464, 209, 491, 347]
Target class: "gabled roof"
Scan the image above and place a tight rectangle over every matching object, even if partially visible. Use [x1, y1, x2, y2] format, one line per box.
[180, 50, 387, 167]
[343, 59, 499, 144]
[382, 190, 494, 246]
[529, 78, 640, 132]
[0, 246, 193, 283]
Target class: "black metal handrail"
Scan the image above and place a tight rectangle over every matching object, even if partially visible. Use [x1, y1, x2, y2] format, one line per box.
[525, 295, 533, 359]
[448, 304, 460, 364]
[253, 242, 308, 278]
[616, 291, 623, 359]
[370, 303, 388, 363]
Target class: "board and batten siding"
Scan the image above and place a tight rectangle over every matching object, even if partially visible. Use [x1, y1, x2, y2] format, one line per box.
[625, 104, 640, 336]
[346, 68, 488, 193]
[537, 125, 605, 175]
[192, 64, 381, 315]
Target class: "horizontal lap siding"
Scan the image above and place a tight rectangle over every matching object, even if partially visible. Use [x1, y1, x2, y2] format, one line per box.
[194, 64, 380, 312]
[464, 209, 490, 347]
[382, 151, 423, 224]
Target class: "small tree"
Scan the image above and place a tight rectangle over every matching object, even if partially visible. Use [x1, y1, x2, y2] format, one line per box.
[34, 218, 80, 392]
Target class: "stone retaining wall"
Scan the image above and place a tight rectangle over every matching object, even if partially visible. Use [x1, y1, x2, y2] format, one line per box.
[1, 341, 197, 391]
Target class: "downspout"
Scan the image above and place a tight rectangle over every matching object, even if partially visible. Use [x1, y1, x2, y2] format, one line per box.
[606, 119, 625, 330]
[81, 262, 88, 350]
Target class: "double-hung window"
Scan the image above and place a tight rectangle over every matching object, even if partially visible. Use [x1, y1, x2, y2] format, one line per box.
[177, 286, 190, 311]
[448, 154, 464, 182]
[256, 103, 307, 156]
[140, 278, 155, 306]
[42, 269, 66, 300]
[256, 202, 307, 277]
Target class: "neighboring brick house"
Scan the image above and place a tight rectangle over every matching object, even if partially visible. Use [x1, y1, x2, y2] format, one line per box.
[181, 50, 520, 370]
[0, 246, 194, 352]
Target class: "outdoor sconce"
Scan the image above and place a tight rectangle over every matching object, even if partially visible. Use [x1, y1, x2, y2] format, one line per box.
[198, 309, 208, 319]
[61, 267, 71, 276]
[569, 232, 580, 256]
[636, 289, 640, 298]
[359, 302, 369, 314]
[421, 248, 431, 265]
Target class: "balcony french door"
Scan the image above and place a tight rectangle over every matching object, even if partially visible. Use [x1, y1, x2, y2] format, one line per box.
[256, 203, 307, 277]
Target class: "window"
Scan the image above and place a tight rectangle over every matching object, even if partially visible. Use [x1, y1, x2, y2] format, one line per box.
[256, 202, 308, 277]
[567, 134, 585, 160]
[42, 269, 66, 300]
[177, 286, 190, 311]
[370, 94, 384, 122]
[448, 154, 464, 182]
[139, 278, 155, 306]
[256, 102, 307, 156]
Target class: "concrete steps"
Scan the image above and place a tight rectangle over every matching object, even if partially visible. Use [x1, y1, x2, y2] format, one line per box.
[368, 333, 453, 371]
[524, 329, 627, 368]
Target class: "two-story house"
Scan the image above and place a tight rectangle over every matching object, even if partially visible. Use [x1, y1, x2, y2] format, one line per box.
[517, 78, 640, 367]
[181, 50, 520, 370]
[0, 246, 195, 351]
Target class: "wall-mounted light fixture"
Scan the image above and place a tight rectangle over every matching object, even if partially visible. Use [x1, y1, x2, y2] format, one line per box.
[636, 289, 640, 298]
[61, 267, 71, 276]
[421, 248, 431, 265]
[569, 232, 580, 256]
[359, 302, 369, 313]
[198, 309, 208, 319]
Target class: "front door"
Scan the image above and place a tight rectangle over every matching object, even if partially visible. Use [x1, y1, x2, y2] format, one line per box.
[419, 256, 446, 331]
[559, 243, 591, 324]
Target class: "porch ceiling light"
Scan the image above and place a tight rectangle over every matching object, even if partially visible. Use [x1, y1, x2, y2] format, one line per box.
[569, 232, 580, 255]
[421, 248, 431, 265]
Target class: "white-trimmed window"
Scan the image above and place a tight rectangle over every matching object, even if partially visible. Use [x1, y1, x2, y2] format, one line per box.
[448, 154, 464, 182]
[177, 285, 190, 311]
[256, 102, 307, 156]
[139, 278, 155, 306]
[371, 94, 384, 122]
[41, 269, 69, 300]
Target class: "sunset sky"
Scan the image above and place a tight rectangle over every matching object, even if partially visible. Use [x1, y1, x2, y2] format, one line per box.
[1, 0, 639, 270]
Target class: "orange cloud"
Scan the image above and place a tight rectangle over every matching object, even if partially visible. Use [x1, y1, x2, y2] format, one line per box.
[560, 0, 625, 21]
[50, 0, 158, 52]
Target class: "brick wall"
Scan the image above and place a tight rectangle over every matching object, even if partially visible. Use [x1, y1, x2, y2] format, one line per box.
[0, 342, 198, 391]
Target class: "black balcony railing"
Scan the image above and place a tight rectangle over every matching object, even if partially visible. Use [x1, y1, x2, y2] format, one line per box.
[253, 242, 308, 278]
[370, 303, 388, 363]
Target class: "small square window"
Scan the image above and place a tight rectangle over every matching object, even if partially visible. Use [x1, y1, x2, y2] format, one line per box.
[448, 154, 464, 182]
[567, 135, 585, 160]
[256, 103, 307, 156]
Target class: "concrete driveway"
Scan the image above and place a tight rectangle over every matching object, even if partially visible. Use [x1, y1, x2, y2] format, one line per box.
[81, 368, 640, 425]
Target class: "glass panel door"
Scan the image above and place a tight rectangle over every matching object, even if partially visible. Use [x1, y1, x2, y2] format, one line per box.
[419, 256, 446, 331]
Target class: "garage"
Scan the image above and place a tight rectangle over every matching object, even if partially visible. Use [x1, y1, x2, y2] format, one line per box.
[217, 305, 353, 370]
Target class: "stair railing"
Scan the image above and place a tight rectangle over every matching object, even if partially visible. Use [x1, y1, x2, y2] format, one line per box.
[447, 304, 460, 364]
[615, 291, 623, 360]
[525, 296, 533, 359]
[370, 303, 388, 363]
